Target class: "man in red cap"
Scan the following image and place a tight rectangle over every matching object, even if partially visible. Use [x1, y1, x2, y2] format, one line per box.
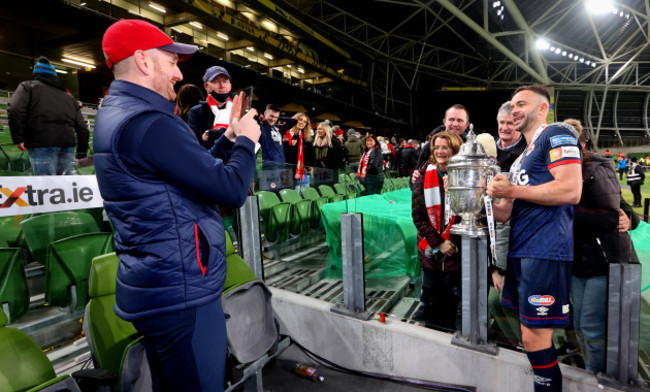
[94, 19, 260, 391]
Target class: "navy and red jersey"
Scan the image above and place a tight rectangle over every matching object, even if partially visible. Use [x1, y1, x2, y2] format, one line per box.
[508, 124, 582, 261]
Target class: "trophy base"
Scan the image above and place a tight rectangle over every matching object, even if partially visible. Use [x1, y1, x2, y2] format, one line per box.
[450, 223, 488, 237]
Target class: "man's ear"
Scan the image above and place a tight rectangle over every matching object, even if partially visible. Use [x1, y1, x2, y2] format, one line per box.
[133, 50, 152, 75]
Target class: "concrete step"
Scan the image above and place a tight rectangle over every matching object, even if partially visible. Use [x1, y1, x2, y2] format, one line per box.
[13, 305, 84, 349]
[299, 276, 411, 314]
[388, 297, 425, 326]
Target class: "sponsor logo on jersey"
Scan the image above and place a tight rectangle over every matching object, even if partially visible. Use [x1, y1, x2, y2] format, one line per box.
[550, 135, 577, 147]
[515, 170, 529, 186]
[549, 146, 580, 162]
[561, 146, 580, 158]
[536, 306, 549, 316]
[549, 148, 562, 162]
[528, 295, 555, 306]
[562, 304, 570, 314]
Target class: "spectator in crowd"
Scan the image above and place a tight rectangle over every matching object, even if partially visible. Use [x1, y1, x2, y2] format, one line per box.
[400, 139, 419, 177]
[174, 84, 204, 123]
[257, 103, 295, 164]
[356, 133, 384, 195]
[344, 128, 363, 173]
[617, 155, 627, 180]
[411, 131, 464, 331]
[313, 121, 343, 170]
[417, 104, 470, 167]
[603, 149, 612, 159]
[94, 19, 260, 390]
[568, 118, 639, 375]
[188, 65, 233, 149]
[627, 156, 645, 207]
[394, 138, 406, 174]
[8, 56, 89, 175]
[495, 101, 526, 173]
[284, 112, 314, 182]
[488, 85, 582, 392]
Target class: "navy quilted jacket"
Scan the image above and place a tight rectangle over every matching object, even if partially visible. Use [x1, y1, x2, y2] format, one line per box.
[94, 80, 255, 321]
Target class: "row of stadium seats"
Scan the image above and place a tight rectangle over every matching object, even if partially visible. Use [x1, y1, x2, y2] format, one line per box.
[1, 230, 265, 392]
[0, 211, 112, 324]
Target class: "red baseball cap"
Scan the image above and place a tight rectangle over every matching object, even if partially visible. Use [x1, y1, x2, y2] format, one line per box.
[102, 19, 198, 68]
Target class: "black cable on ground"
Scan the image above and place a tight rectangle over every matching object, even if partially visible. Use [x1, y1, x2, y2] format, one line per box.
[288, 336, 476, 392]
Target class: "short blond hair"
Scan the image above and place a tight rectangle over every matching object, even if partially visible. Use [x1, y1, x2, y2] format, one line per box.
[429, 131, 463, 163]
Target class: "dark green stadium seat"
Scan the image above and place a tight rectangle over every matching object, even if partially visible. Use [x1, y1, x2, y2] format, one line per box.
[84, 253, 148, 391]
[0, 214, 29, 248]
[223, 231, 258, 295]
[278, 189, 314, 235]
[318, 184, 344, 202]
[0, 247, 29, 324]
[21, 211, 101, 264]
[300, 187, 329, 211]
[257, 191, 291, 243]
[334, 183, 357, 199]
[0, 308, 81, 392]
[45, 232, 114, 310]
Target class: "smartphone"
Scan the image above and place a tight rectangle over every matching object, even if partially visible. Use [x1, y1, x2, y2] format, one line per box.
[247, 85, 254, 112]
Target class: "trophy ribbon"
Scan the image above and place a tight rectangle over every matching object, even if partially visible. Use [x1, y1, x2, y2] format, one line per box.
[484, 174, 498, 266]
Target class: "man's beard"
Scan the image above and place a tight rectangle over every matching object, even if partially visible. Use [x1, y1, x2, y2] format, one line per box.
[152, 59, 176, 102]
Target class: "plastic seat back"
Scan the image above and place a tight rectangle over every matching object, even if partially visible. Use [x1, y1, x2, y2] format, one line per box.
[0, 308, 78, 391]
[318, 184, 336, 198]
[257, 191, 291, 242]
[0, 247, 29, 324]
[333, 183, 347, 195]
[85, 253, 140, 383]
[21, 211, 101, 264]
[45, 232, 114, 310]
[0, 214, 29, 248]
[279, 189, 314, 235]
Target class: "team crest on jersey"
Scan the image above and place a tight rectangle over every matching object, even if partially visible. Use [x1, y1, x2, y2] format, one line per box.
[550, 135, 577, 147]
[528, 295, 555, 306]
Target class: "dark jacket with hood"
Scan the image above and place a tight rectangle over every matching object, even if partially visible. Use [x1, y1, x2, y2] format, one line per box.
[573, 152, 639, 278]
[344, 135, 363, 164]
[8, 74, 89, 157]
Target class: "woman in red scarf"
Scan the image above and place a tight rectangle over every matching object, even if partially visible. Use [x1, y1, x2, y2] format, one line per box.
[411, 131, 463, 331]
[356, 134, 384, 195]
[283, 112, 314, 181]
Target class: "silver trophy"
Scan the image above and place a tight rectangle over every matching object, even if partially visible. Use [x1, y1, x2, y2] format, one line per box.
[447, 130, 499, 236]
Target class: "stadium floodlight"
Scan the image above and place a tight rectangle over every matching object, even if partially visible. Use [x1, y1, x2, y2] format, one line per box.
[555, 48, 562, 54]
[586, 0, 614, 14]
[493, 1, 501, 7]
[580, 58, 585, 63]
[569, 54, 574, 59]
[535, 38, 550, 50]
[562, 51, 567, 56]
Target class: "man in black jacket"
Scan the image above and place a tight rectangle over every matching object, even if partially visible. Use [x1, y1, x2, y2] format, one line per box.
[187, 65, 232, 149]
[495, 101, 526, 172]
[8, 56, 89, 175]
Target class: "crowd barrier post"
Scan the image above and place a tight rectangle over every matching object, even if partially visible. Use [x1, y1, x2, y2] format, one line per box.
[602, 263, 642, 389]
[452, 234, 497, 355]
[238, 195, 264, 280]
[331, 213, 372, 320]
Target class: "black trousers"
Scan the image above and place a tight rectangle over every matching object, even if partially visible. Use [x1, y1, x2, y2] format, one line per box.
[631, 182, 642, 206]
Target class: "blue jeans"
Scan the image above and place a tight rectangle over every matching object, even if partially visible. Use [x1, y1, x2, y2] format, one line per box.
[571, 275, 607, 373]
[29, 147, 75, 175]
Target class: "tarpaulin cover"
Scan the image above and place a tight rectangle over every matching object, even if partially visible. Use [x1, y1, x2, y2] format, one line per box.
[321, 188, 419, 279]
[629, 220, 650, 292]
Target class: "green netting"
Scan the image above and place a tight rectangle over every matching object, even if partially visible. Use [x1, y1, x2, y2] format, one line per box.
[630, 220, 650, 292]
[322, 188, 419, 279]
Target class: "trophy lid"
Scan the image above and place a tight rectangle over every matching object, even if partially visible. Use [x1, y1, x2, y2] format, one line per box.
[448, 126, 493, 167]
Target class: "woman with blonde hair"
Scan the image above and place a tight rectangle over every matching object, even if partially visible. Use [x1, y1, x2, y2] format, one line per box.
[411, 131, 464, 330]
[313, 121, 343, 169]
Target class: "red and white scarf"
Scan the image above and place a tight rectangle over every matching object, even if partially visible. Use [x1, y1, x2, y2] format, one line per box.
[357, 147, 377, 179]
[295, 130, 305, 181]
[206, 94, 232, 130]
[423, 164, 455, 239]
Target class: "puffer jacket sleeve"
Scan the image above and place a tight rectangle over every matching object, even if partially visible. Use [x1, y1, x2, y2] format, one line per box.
[7, 82, 30, 145]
